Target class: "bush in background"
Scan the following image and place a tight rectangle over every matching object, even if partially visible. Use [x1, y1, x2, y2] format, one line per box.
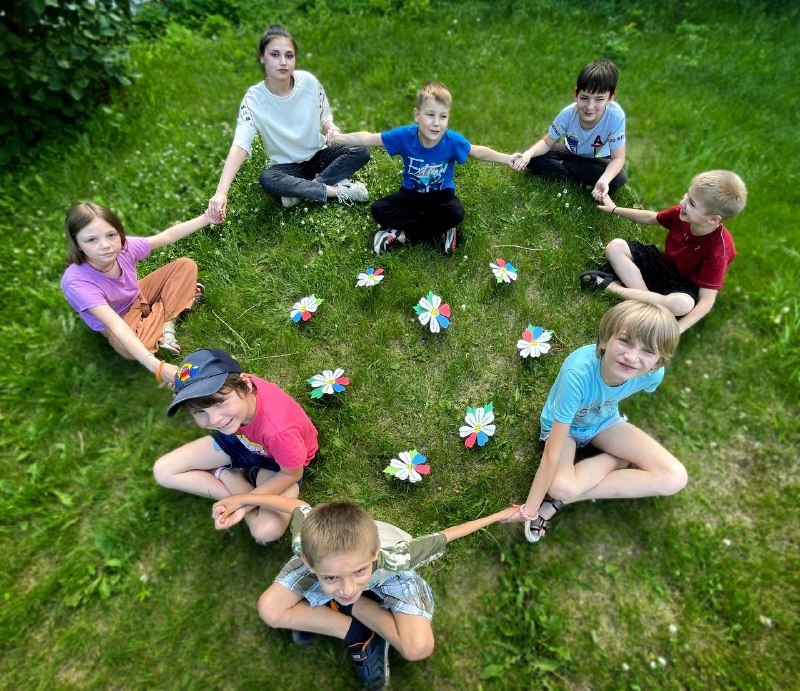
[0, 0, 135, 166]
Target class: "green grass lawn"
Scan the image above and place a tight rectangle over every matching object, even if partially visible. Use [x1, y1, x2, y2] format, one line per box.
[1, 1, 798, 688]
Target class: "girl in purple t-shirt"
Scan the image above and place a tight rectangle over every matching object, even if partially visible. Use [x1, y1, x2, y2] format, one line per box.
[61, 202, 212, 386]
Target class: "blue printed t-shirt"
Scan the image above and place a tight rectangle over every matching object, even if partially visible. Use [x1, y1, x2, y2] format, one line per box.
[381, 125, 471, 192]
[549, 101, 626, 158]
[540, 344, 663, 440]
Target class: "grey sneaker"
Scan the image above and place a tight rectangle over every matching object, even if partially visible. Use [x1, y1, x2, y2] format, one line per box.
[336, 179, 369, 205]
[442, 226, 457, 254]
[281, 196, 301, 209]
[373, 229, 406, 255]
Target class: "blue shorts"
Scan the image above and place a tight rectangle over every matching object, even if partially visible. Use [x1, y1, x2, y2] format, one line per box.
[541, 414, 627, 448]
[211, 433, 304, 487]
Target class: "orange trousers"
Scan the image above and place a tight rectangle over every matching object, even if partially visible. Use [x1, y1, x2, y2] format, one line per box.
[106, 257, 198, 357]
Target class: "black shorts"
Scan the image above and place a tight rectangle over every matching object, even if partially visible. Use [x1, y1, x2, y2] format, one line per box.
[626, 241, 699, 303]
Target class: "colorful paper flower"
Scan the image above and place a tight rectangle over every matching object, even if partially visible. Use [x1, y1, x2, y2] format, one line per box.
[517, 325, 553, 358]
[306, 368, 349, 399]
[356, 267, 385, 287]
[489, 258, 518, 284]
[413, 291, 451, 333]
[290, 295, 322, 323]
[383, 449, 431, 483]
[459, 402, 496, 448]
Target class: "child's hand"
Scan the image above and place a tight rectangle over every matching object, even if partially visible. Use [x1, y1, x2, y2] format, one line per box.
[207, 193, 227, 224]
[160, 363, 178, 389]
[499, 505, 524, 523]
[592, 180, 610, 201]
[212, 496, 247, 530]
[510, 152, 530, 172]
[596, 194, 617, 214]
[325, 125, 341, 148]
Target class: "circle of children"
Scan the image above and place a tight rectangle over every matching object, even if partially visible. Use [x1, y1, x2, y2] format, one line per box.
[59, 23, 747, 689]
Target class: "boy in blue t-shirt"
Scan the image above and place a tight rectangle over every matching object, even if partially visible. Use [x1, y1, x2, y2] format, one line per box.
[506, 301, 687, 544]
[511, 58, 627, 200]
[334, 81, 515, 255]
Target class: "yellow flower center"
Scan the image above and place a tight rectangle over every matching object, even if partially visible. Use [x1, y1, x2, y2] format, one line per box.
[431, 307, 439, 316]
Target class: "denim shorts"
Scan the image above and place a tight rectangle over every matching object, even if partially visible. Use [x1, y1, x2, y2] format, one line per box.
[541, 414, 627, 448]
[211, 433, 303, 487]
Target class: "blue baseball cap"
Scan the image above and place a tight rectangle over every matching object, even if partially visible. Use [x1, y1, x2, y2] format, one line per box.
[166, 348, 242, 417]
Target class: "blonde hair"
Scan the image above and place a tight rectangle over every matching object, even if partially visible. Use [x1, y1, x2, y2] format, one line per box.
[691, 170, 747, 219]
[300, 503, 379, 569]
[597, 301, 680, 367]
[416, 81, 452, 109]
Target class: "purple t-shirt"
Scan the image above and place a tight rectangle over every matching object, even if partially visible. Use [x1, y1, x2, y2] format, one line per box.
[61, 236, 151, 332]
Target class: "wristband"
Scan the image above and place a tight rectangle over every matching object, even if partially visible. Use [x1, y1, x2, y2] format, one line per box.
[611, 206, 617, 215]
[518, 504, 539, 521]
[155, 359, 166, 382]
[139, 353, 155, 365]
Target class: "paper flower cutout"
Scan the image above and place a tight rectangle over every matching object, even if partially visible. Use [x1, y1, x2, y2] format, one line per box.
[290, 295, 322, 323]
[489, 258, 518, 284]
[356, 267, 384, 287]
[413, 291, 451, 333]
[459, 402, 496, 448]
[517, 325, 552, 358]
[383, 450, 431, 483]
[306, 368, 349, 399]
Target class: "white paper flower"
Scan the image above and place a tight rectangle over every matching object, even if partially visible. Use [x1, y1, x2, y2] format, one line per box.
[383, 450, 430, 483]
[459, 403, 496, 448]
[489, 258, 518, 284]
[290, 295, 322, 322]
[356, 267, 384, 288]
[306, 368, 349, 398]
[517, 325, 553, 358]
[414, 291, 451, 333]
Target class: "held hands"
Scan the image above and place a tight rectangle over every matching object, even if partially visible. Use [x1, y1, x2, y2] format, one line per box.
[325, 125, 341, 148]
[207, 192, 227, 224]
[510, 151, 531, 172]
[595, 194, 618, 214]
[592, 180, 610, 202]
[211, 495, 249, 531]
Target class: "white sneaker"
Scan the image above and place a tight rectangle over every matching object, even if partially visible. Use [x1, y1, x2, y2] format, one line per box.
[442, 226, 457, 254]
[373, 229, 407, 255]
[336, 179, 369, 205]
[281, 196, 301, 209]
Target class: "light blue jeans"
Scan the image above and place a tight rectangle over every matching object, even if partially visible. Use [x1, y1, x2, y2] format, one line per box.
[259, 145, 369, 202]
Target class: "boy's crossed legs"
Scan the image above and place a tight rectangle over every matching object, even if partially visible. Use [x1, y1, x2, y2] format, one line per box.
[535, 422, 687, 524]
[595, 239, 697, 317]
[153, 436, 297, 543]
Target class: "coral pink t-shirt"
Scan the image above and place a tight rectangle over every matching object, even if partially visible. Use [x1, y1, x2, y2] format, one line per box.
[235, 376, 318, 469]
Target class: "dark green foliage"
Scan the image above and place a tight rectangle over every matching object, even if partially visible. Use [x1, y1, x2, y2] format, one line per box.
[0, 0, 134, 165]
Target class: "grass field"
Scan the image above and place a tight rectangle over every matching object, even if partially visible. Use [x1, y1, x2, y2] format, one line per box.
[1, 1, 798, 688]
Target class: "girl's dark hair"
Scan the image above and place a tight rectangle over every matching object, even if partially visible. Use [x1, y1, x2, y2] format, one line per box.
[64, 203, 127, 265]
[257, 24, 297, 59]
[184, 373, 253, 411]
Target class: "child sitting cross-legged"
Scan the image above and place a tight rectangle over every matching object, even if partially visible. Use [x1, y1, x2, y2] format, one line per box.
[212, 496, 516, 688]
[507, 301, 686, 543]
[153, 349, 317, 544]
[333, 81, 516, 256]
[584, 169, 747, 333]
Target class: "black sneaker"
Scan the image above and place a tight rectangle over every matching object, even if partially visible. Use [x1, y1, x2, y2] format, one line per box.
[291, 629, 319, 645]
[442, 226, 457, 254]
[348, 631, 389, 689]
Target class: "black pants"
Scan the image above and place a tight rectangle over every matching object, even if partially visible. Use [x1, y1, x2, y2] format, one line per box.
[371, 187, 464, 244]
[526, 143, 627, 192]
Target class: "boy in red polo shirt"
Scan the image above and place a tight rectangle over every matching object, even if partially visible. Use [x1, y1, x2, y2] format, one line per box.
[581, 170, 747, 332]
